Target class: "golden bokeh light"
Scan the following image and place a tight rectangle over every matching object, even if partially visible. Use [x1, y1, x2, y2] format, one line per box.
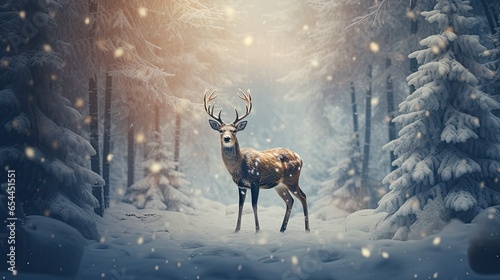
[136, 132, 145, 144]
[74, 98, 85, 108]
[243, 35, 254, 46]
[43, 44, 52, 52]
[369, 42, 380, 53]
[224, 6, 235, 21]
[310, 59, 319, 67]
[114, 47, 125, 58]
[138, 7, 147, 18]
[149, 162, 162, 174]
[25, 147, 35, 159]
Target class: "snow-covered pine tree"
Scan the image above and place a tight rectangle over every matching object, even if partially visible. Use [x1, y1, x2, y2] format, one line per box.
[124, 130, 194, 213]
[0, 0, 103, 239]
[373, 0, 500, 240]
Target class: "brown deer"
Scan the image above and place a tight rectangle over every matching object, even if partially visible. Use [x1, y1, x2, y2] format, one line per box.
[204, 89, 310, 233]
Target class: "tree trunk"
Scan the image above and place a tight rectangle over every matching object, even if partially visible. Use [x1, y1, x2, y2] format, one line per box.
[409, 0, 419, 94]
[174, 112, 181, 171]
[102, 71, 112, 208]
[154, 104, 161, 162]
[127, 109, 135, 188]
[386, 58, 397, 171]
[88, 0, 99, 176]
[351, 81, 360, 153]
[350, 81, 362, 180]
[361, 64, 372, 208]
[480, 0, 498, 36]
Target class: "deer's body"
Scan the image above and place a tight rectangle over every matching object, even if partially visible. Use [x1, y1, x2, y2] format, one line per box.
[223, 146, 302, 190]
[205, 89, 309, 233]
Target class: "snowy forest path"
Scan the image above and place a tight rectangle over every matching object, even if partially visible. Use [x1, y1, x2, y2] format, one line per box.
[9, 199, 499, 280]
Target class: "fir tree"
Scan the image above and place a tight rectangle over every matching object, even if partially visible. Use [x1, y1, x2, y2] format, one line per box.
[374, 0, 500, 240]
[124, 130, 194, 213]
[0, 0, 103, 239]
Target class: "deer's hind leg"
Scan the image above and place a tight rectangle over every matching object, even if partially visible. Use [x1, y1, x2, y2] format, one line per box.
[275, 185, 294, 232]
[289, 185, 310, 232]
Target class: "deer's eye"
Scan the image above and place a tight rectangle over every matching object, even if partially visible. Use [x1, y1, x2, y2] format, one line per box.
[219, 130, 223, 134]
[231, 130, 236, 134]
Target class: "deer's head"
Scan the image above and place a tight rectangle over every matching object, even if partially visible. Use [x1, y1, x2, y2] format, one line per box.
[204, 89, 252, 148]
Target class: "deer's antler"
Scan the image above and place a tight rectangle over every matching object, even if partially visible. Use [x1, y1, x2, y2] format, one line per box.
[233, 89, 252, 124]
[204, 89, 223, 124]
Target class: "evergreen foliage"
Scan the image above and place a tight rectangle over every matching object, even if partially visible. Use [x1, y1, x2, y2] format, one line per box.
[374, 0, 500, 240]
[0, 0, 103, 239]
[124, 130, 194, 213]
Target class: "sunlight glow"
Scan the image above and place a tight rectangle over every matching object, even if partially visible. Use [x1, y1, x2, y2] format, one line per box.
[291, 255, 299, 265]
[243, 35, 254, 46]
[224, 6, 235, 21]
[19, 11, 26, 19]
[84, 17, 90, 25]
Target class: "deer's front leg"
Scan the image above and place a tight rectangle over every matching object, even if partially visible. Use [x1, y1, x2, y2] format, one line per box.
[251, 185, 260, 233]
[235, 188, 247, 233]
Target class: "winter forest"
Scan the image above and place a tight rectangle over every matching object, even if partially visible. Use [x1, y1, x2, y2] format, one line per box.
[1, 0, 500, 279]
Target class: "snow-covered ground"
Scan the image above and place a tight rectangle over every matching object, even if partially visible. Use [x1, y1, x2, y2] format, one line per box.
[5, 198, 500, 280]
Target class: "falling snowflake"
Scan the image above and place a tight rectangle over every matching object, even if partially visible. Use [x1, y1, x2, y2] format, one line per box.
[361, 247, 371, 258]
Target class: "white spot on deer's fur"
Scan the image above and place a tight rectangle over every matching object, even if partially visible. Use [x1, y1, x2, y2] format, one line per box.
[275, 168, 279, 172]
[298, 167, 301, 170]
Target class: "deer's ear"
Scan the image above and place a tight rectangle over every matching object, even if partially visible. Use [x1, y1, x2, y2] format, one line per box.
[209, 120, 221, 131]
[236, 121, 247, 132]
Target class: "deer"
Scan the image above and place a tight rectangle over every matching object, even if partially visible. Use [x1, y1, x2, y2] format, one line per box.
[204, 89, 310, 233]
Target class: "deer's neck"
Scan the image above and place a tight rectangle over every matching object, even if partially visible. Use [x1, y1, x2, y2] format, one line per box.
[221, 141, 243, 178]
